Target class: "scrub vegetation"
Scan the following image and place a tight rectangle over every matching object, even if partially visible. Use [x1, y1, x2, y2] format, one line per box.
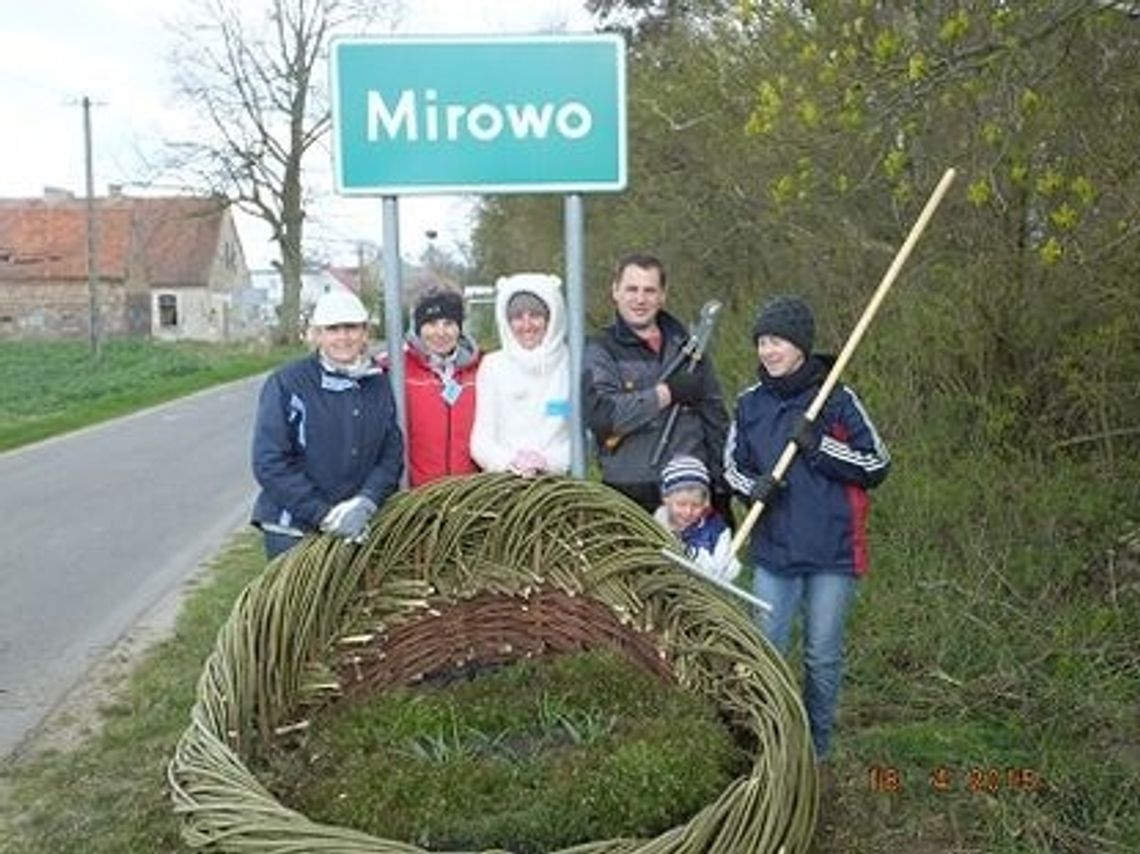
[472, 4, 1140, 850]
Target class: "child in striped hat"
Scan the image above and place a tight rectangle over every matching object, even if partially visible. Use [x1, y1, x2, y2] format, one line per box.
[655, 455, 740, 583]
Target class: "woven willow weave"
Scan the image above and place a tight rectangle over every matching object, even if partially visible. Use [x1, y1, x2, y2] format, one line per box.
[169, 473, 817, 852]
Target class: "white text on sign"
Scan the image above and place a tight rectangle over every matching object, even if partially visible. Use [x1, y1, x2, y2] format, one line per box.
[367, 89, 594, 143]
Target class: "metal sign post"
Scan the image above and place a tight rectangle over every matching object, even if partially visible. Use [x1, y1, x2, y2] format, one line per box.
[330, 35, 628, 476]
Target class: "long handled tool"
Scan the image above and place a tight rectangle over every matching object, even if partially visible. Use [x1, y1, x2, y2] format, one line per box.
[650, 299, 723, 466]
[603, 299, 723, 452]
[663, 167, 957, 606]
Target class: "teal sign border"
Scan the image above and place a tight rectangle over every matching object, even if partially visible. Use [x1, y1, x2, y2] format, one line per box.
[331, 34, 627, 195]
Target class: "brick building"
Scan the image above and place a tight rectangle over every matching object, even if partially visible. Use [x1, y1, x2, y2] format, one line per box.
[0, 190, 254, 341]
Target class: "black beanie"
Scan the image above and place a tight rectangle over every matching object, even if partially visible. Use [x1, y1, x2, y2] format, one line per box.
[751, 295, 815, 355]
[414, 289, 464, 331]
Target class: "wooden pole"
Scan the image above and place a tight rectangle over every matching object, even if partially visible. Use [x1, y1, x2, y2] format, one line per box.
[729, 167, 958, 559]
[83, 96, 102, 362]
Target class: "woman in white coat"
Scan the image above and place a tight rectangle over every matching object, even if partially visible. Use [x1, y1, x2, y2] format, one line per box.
[471, 273, 571, 476]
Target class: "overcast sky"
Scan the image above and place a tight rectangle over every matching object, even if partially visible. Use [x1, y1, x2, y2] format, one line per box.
[0, 0, 598, 268]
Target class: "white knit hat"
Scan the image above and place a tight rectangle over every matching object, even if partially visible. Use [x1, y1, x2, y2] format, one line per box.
[660, 455, 710, 495]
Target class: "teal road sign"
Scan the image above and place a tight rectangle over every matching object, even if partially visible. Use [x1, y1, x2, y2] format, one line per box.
[330, 34, 626, 195]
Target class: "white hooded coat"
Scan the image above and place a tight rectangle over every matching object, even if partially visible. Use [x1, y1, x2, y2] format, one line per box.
[470, 273, 571, 474]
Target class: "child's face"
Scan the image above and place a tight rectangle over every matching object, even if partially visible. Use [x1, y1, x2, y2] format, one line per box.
[662, 487, 709, 530]
[756, 334, 805, 377]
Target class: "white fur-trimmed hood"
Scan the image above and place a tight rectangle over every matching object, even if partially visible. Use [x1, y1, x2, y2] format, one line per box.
[493, 272, 567, 372]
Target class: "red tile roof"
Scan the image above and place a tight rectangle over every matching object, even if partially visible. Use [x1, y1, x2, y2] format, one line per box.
[135, 197, 229, 287]
[0, 195, 229, 285]
[0, 200, 132, 280]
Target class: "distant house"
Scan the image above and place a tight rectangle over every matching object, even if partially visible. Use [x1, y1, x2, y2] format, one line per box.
[249, 266, 363, 325]
[248, 261, 384, 332]
[0, 189, 254, 342]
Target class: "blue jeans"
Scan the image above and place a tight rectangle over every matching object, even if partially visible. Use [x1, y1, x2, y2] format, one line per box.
[754, 567, 857, 759]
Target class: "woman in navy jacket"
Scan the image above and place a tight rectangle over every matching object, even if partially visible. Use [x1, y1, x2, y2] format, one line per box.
[725, 295, 890, 760]
[251, 289, 404, 559]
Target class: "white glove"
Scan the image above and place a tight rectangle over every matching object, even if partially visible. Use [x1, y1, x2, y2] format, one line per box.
[320, 495, 377, 539]
[320, 500, 351, 531]
[694, 551, 742, 584]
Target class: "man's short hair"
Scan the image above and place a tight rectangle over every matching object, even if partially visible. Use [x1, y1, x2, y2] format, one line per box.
[613, 252, 667, 289]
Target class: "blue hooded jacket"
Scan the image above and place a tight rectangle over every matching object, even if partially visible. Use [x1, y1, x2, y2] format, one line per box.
[724, 356, 890, 575]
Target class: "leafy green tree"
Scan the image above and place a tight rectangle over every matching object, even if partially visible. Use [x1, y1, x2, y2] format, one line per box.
[470, 195, 566, 283]
[472, 1, 1139, 458]
[734, 1, 1140, 454]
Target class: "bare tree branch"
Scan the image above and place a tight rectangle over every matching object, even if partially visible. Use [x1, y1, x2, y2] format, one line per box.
[163, 0, 401, 342]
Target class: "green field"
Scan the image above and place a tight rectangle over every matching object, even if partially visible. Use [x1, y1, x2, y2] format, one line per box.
[0, 339, 297, 453]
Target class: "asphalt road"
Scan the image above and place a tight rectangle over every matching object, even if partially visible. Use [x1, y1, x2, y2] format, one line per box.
[0, 374, 265, 761]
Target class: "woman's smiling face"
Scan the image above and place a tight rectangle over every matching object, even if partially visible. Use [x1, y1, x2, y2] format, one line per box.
[420, 318, 460, 356]
[508, 310, 548, 350]
[314, 323, 368, 366]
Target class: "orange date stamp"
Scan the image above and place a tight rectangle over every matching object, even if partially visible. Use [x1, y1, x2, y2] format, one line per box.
[867, 764, 1042, 794]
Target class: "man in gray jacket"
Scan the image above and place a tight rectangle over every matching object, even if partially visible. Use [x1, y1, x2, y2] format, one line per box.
[584, 252, 731, 517]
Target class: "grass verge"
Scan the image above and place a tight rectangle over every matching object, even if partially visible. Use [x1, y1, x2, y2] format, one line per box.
[1, 452, 1136, 854]
[814, 450, 1140, 853]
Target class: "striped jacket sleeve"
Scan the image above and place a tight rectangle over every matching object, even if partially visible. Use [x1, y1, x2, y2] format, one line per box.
[807, 386, 890, 488]
[723, 412, 760, 498]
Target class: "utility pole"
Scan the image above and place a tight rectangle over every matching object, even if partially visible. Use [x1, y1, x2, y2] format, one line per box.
[83, 95, 102, 361]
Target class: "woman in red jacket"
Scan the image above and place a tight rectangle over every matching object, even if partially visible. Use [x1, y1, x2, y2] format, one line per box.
[403, 287, 481, 486]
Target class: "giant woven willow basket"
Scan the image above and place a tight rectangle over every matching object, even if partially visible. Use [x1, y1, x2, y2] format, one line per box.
[169, 474, 817, 853]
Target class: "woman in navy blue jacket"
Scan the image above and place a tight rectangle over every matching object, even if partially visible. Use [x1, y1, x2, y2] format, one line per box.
[725, 295, 890, 760]
[251, 290, 404, 559]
